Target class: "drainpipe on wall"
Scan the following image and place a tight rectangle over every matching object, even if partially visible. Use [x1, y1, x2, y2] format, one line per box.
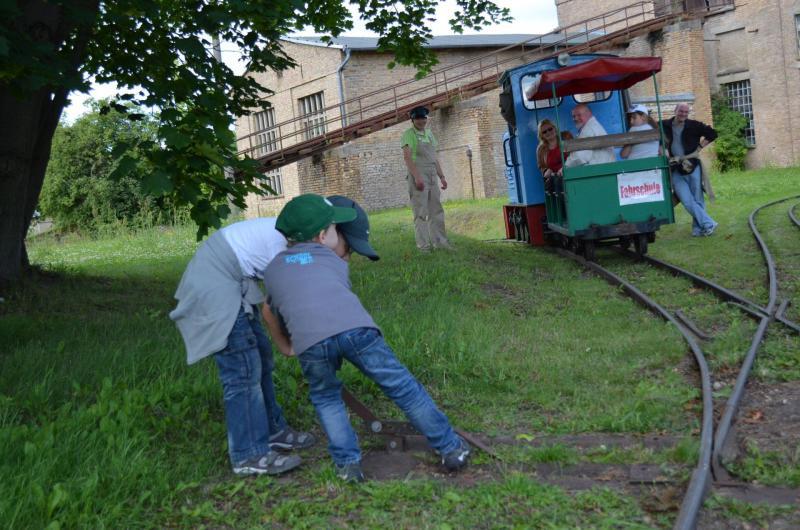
[337, 46, 352, 128]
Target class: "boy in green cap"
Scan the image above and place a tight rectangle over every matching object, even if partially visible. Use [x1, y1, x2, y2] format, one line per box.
[262, 194, 470, 482]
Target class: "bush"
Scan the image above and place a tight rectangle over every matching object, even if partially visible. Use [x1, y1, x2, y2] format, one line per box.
[39, 101, 188, 232]
[710, 93, 749, 172]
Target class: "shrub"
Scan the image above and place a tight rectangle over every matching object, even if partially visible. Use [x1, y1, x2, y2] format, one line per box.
[710, 93, 749, 173]
[39, 101, 188, 232]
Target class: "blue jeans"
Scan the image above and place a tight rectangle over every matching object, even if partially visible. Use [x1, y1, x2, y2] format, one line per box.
[214, 306, 288, 464]
[298, 327, 461, 466]
[671, 166, 716, 235]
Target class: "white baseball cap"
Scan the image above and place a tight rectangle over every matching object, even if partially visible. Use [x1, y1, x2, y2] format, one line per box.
[628, 104, 649, 114]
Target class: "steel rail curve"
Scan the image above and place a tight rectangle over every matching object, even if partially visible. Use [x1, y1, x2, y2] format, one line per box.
[710, 196, 798, 479]
[599, 195, 799, 527]
[790, 202, 800, 229]
[553, 248, 714, 530]
[611, 249, 800, 334]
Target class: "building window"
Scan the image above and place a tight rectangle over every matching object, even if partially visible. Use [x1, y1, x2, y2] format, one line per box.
[260, 168, 283, 197]
[252, 108, 278, 156]
[521, 73, 561, 110]
[298, 92, 327, 140]
[573, 91, 611, 103]
[724, 80, 755, 146]
[796, 14, 800, 54]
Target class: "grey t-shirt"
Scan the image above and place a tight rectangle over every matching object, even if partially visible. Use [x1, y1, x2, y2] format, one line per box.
[263, 242, 379, 355]
[671, 122, 685, 156]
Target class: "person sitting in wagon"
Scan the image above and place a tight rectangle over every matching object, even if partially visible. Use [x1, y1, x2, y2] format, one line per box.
[620, 104, 660, 160]
[536, 119, 573, 193]
[560, 104, 615, 173]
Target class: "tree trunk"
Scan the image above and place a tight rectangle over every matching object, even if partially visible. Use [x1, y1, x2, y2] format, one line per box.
[0, 1, 97, 284]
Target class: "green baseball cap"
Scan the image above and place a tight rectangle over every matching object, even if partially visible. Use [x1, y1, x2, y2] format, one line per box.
[276, 194, 357, 242]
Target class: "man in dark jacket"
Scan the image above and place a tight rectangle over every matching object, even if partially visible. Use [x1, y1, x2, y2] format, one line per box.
[662, 103, 718, 237]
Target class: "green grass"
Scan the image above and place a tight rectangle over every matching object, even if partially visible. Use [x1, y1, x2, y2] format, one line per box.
[1, 167, 799, 527]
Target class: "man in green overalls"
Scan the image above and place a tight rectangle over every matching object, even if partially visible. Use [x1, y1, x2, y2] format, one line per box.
[401, 106, 452, 252]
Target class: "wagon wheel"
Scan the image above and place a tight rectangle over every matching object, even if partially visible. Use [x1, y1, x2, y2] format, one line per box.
[583, 240, 596, 261]
[619, 236, 632, 250]
[634, 233, 649, 255]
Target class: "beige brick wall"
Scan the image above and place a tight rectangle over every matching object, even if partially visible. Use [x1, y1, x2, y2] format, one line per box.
[555, 0, 800, 168]
[238, 0, 800, 220]
[239, 42, 529, 216]
[556, 0, 658, 33]
[703, 0, 800, 167]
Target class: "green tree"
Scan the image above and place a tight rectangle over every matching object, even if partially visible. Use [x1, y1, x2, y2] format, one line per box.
[0, 0, 510, 283]
[710, 93, 749, 172]
[40, 101, 188, 231]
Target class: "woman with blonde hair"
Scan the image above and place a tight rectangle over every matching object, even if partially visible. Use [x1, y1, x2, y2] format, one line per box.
[536, 119, 572, 192]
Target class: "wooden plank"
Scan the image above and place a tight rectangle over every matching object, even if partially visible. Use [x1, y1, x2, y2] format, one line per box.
[562, 129, 660, 153]
[357, 127, 372, 135]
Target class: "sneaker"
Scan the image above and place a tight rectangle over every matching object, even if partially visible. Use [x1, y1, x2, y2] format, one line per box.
[233, 452, 302, 476]
[702, 223, 718, 237]
[334, 462, 365, 483]
[441, 439, 471, 472]
[269, 428, 315, 451]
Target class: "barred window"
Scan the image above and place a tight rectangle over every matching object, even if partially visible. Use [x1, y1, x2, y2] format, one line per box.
[260, 168, 283, 197]
[298, 92, 327, 140]
[724, 80, 755, 145]
[252, 108, 278, 156]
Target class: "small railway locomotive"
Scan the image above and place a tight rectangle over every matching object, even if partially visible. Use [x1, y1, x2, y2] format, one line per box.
[499, 53, 674, 259]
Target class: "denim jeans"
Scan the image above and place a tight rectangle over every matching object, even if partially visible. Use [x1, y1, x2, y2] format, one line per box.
[214, 306, 288, 464]
[298, 327, 461, 465]
[671, 166, 716, 235]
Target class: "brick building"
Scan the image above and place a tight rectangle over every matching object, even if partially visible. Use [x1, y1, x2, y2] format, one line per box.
[235, 1, 800, 217]
[555, 0, 800, 168]
[235, 35, 564, 216]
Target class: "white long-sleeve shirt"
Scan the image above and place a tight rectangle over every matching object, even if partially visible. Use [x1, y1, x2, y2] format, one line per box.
[564, 116, 616, 168]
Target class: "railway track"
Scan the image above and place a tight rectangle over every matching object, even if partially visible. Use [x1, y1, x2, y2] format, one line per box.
[558, 194, 800, 529]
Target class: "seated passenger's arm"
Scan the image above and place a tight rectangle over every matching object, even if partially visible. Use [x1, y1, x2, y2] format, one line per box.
[564, 148, 591, 168]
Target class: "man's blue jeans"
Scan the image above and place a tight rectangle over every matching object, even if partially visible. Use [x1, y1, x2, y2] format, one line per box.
[298, 327, 461, 466]
[671, 165, 716, 235]
[214, 306, 288, 464]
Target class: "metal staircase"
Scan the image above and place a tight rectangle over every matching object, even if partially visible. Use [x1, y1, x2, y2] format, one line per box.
[237, 1, 731, 172]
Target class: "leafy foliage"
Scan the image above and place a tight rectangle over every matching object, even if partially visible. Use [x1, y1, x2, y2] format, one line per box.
[711, 93, 749, 173]
[39, 101, 189, 232]
[2, 1, 511, 240]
